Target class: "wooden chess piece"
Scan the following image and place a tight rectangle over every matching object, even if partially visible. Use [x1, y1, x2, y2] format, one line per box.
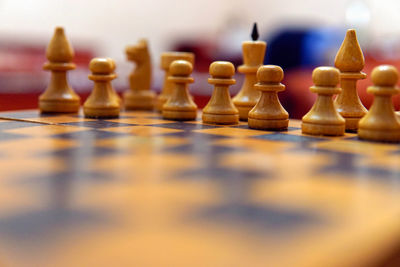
[156, 52, 195, 111]
[202, 61, 239, 125]
[248, 65, 289, 130]
[83, 58, 120, 118]
[162, 60, 197, 120]
[106, 57, 122, 105]
[358, 65, 400, 142]
[232, 23, 267, 121]
[123, 39, 155, 110]
[334, 29, 367, 132]
[302, 66, 345, 136]
[39, 27, 80, 113]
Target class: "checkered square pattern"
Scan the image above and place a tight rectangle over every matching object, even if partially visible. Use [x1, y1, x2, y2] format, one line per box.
[0, 109, 400, 267]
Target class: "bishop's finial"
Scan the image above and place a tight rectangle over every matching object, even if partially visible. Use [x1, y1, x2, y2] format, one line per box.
[334, 29, 365, 72]
[251, 23, 259, 41]
[46, 26, 74, 63]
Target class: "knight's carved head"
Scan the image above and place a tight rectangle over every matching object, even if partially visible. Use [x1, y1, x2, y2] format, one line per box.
[126, 39, 149, 63]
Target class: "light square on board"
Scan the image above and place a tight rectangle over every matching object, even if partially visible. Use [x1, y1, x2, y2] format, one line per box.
[105, 117, 175, 125]
[123, 110, 162, 118]
[311, 138, 400, 156]
[27, 115, 98, 124]
[192, 127, 268, 138]
[100, 125, 183, 137]
[281, 128, 357, 140]
[3, 124, 87, 137]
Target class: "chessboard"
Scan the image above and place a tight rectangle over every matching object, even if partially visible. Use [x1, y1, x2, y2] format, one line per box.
[0, 109, 400, 267]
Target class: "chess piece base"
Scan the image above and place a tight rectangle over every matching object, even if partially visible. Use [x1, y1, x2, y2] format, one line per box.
[162, 110, 197, 121]
[358, 128, 400, 142]
[83, 107, 120, 119]
[39, 99, 80, 113]
[156, 94, 194, 112]
[248, 117, 288, 130]
[156, 95, 168, 112]
[343, 116, 362, 132]
[235, 105, 255, 121]
[302, 122, 345, 136]
[202, 113, 239, 125]
[124, 91, 156, 110]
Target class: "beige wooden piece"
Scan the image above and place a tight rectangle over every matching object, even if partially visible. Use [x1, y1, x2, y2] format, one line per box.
[302, 67, 345, 136]
[358, 65, 400, 142]
[248, 65, 289, 130]
[232, 40, 266, 121]
[106, 57, 122, 106]
[123, 39, 155, 110]
[202, 61, 239, 125]
[156, 52, 195, 111]
[39, 27, 80, 113]
[334, 29, 367, 131]
[162, 60, 197, 121]
[83, 58, 120, 118]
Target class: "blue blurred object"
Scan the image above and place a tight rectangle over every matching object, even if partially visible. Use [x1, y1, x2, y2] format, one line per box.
[265, 27, 344, 70]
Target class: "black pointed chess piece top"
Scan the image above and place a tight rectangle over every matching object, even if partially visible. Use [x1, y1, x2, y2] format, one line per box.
[251, 23, 259, 41]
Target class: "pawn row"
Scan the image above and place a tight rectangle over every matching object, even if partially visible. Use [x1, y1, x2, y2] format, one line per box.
[161, 60, 290, 130]
[162, 60, 400, 143]
[302, 65, 400, 142]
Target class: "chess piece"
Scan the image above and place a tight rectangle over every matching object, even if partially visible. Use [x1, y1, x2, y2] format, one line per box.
[106, 57, 122, 105]
[156, 52, 195, 111]
[358, 65, 400, 142]
[233, 23, 267, 121]
[162, 60, 197, 120]
[39, 27, 80, 113]
[84, 58, 120, 118]
[202, 61, 239, 124]
[334, 29, 367, 131]
[302, 66, 345, 136]
[123, 39, 156, 110]
[248, 65, 289, 130]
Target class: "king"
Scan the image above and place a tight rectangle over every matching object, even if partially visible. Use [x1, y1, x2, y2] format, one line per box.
[233, 23, 267, 121]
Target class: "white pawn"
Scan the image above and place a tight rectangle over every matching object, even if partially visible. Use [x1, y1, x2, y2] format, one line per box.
[202, 61, 239, 124]
[302, 67, 345, 136]
[83, 58, 120, 118]
[358, 65, 400, 142]
[162, 60, 197, 120]
[248, 65, 289, 130]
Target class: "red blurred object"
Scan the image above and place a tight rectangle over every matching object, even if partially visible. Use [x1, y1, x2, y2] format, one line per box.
[0, 38, 94, 111]
[0, 92, 210, 112]
[0, 92, 92, 111]
[281, 53, 400, 119]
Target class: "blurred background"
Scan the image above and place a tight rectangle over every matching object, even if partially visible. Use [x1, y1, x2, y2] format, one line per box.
[0, 0, 400, 118]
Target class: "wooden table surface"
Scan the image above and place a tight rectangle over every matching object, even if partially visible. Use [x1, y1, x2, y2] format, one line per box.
[0, 109, 400, 267]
